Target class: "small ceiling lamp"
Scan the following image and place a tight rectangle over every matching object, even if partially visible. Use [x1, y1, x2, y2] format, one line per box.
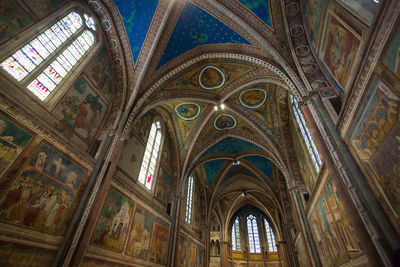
[214, 103, 226, 111]
[233, 159, 240, 166]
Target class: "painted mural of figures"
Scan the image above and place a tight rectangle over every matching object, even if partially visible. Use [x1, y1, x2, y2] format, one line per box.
[55, 77, 105, 139]
[127, 206, 154, 260]
[309, 178, 364, 266]
[322, 14, 360, 90]
[0, 184, 22, 219]
[0, 115, 32, 176]
[92, 188, 133, 252]
[35, 152, 46, 171]
[66, 171, 77, 187]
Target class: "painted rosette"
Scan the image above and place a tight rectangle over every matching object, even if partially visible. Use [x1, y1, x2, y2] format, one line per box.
[214, 114, 237, 130]
[175, 103, 201, 121]
[198, 65, 226, 90]
[239, 88, 267, 109]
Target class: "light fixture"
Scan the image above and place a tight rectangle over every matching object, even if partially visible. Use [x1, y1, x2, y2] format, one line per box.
[233, 159, 240, 166]
[214, 103, 226, 111]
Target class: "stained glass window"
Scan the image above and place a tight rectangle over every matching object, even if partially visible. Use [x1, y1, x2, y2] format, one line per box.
[291, 95, 322, 172]
[247, 215, 261, 253]
[138, 121, 162, 190]
[0, 11, 96, 101]
[185, 175, 194, 224]
[232, 217, 241, 251]
[264, 218, 277, 252]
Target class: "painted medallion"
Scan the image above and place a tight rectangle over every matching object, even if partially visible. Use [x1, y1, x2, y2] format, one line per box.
[214, 114, 237, 130]
[198, 66, 226, 90]
[175, 103, 201, 121]
[239, 89, 267, 109]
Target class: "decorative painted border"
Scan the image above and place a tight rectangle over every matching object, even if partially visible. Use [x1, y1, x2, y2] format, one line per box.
[198, 65, 226, 90]
[214, 114, 237, 131]
[175, 102, 201, 121]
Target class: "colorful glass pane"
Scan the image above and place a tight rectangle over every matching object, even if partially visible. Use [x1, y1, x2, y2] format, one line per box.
[1, 57, 28, 81]
[29, 39, 50, 58]
[55, 54, 73, 71]
[36, 73, 56, 91]
[44, 65, 63, 84]
[138, 122, 162, 190]
[68, 12, 83, 29]
[185, 175, 194, 224]
[247, 215, 261, 253]
[27, 79, 50, 100]
[44, 28, 62, 47]
[21, 44, 43, 66]
[50, 60, 67, 77]
[51, 23, 68, 42]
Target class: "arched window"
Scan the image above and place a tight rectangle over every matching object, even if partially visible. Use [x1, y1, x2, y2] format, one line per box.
[232, 217, 241, 251]
[138, 121, 162, 190]
[0, 11, 96, 101]
[185, 175, 194, 224]
[247, 215, 261, 253]
[264, 218, 277, 252]
[291, 95, 322, 172]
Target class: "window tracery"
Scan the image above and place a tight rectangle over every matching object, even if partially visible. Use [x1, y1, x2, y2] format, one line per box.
[138, 121, 162, 190]
[232, 217, 241, 251]
[264, 218, 277, 252]
[291, 95, 322, 172]
[0, 11, 96, 101]
[185, 175, 194, 224]
[247, 214, 261, 253]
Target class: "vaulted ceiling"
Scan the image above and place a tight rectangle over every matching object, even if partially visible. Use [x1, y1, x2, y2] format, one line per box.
[108, 0, 325, 222]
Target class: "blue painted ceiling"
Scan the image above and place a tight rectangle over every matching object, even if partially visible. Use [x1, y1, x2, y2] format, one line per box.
[203, 159, 227, 186]
[244, 155, 273, 181]
[113, 0, 159, 64]
[112, 0, 275, 70]
[157, 1, 253, 68]
[236, 0, 272, 28]
[202, 138, 261, 157]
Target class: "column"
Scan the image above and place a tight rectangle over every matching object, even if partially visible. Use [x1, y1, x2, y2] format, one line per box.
[301, 95, 400, 266]
[276, 240, 289, 267]
[218, 241, 230, 267]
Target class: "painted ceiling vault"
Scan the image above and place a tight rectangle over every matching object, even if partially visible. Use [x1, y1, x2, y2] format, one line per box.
[110, 0, 342, 209]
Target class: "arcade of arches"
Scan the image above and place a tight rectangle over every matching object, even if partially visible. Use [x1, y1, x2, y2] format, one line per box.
[0, 0, 399, 266]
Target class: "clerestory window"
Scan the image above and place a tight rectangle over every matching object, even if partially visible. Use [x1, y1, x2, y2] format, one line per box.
[232, 217, 241, 251]
[264, 218, 277, 252]
[247, 214, 261, 253]
[138, 121, 162, 190]
[291, 95, 322, 172]
[0, 11, 96, 101]
[185, 175, 194, 224]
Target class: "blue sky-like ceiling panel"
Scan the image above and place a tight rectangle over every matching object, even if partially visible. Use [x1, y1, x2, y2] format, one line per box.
[202, 138, 261, 157]
[113, 0, 159, 64]
[203, 159, 227, 186]
[244, 155, 273, 181]
[157, 1, 253, 69]
[236, 0, 273, 28]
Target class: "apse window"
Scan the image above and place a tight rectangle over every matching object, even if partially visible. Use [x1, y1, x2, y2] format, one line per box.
[247, 215, 261, 253]
[291, 95, 322, 172]
[264, 218, 277, 252]
[138, 121, 162, 190]
[232, 217, 241, 251]
[185, 175, 194, 224]
[0, 11, 96, 101]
